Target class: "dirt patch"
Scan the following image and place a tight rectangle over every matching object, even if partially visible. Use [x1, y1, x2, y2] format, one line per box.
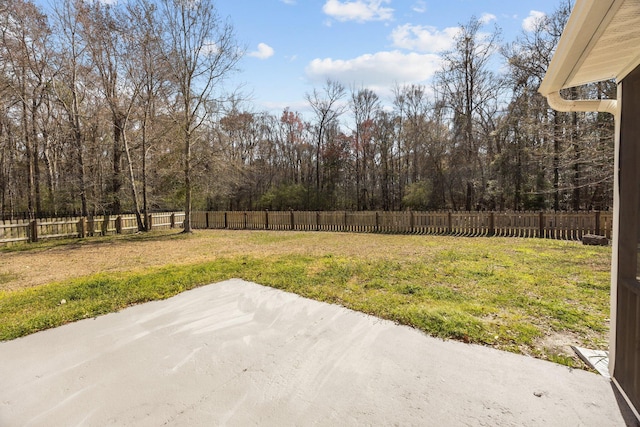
[536, 330, 580, 355]
[0, 231, 229, 291]
[533, 328, 609, 370]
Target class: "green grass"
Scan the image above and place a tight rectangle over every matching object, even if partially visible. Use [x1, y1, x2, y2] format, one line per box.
[0, 273, 17, 285]
[0, 231, 612, 368]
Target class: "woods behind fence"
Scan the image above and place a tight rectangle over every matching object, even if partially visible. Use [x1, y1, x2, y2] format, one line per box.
[0, 211, 612, 245]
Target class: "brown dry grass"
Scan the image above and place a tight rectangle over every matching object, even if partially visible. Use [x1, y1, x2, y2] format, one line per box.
[0, 229, 440, 291]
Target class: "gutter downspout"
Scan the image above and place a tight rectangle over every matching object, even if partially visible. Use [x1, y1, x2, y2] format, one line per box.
[546, 91, 617, 115]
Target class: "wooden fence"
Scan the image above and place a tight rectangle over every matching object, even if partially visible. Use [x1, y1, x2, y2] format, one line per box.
[191, 210, 613, 241]
[0, 210, 612, 245]
[0, 212, 185, 244]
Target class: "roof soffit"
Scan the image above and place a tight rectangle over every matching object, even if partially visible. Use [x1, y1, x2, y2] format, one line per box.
[570, 0, 640, 86]
[539, 0, 640, 95]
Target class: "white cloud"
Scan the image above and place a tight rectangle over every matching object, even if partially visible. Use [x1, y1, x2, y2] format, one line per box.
[522, 10, 546, 32]
[479, 13, 497, 25]
[249, 43, 275, 59]
[390, 24, 460, 53]
[322, 0, 394, 23]
[412, 1, 427, 13]
[305, 50, 443, 88]
[280, 0, 296, 4]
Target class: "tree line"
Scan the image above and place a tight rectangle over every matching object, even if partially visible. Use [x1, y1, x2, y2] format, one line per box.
[0, 0, 614, 231]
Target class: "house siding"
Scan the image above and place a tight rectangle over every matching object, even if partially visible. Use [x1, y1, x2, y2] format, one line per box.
[613, 63, 640, 416]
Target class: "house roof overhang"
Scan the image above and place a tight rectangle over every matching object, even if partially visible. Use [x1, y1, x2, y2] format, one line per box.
[539, 0, 640, 109]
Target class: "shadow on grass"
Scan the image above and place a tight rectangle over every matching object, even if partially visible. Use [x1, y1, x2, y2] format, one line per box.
[0, 229, 186, 254]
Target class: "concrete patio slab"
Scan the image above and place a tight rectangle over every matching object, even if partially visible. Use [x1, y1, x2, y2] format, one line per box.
[0, 279, 629, 426]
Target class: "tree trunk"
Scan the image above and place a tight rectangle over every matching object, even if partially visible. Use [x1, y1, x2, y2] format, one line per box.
[183, 126, 192, 233]
[75, 126, 88, 217]
[110, 116, 123, 214]
[21, 74, 35, 217]
[571, 110, 581, 210]
[30, 96, 43, 217]
[553, 111, 560, 211]
[141, 112, 149, 231]
[122, 131, 144, 231]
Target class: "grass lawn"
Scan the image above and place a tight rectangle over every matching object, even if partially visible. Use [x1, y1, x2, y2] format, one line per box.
[0, 229, 611, 368]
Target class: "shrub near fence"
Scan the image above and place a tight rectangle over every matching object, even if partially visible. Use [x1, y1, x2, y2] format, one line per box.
[191, 210, 613, 241]
[0, 212, 185, 245]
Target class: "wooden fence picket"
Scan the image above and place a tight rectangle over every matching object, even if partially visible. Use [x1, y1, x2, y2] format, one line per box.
[0, 210, 613, 245]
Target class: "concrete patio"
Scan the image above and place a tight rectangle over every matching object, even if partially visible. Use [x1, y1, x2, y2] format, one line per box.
[0, 279, 631, 426]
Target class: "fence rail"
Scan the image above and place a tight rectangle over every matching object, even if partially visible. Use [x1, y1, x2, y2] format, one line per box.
[191, 210, 612, 241]
[0, 210, 612, 245]
[0, 212, 184, 245]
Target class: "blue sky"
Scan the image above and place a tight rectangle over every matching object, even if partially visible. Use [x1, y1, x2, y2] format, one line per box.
[214, 0, 568, 115]
[34, 0, 568, 115]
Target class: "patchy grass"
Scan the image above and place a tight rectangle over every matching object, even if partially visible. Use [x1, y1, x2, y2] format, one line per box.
[0, 273, 17, 285]
[0, 230, 611, 368]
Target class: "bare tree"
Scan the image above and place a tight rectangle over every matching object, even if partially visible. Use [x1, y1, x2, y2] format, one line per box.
[305, 79, 346, 208]
[158, 0, 242, 232]
[372, 110, 397, 210]
[350, 86, 380, 210]
[127, 0, 171, 229]
[82, 1, 148, 229]
[0, 0, 52, 217]
[50, 0, 92, 217]
[501, 1, 589, 211]
[435, 16, 501, 211]
[0, 0, 619, 218]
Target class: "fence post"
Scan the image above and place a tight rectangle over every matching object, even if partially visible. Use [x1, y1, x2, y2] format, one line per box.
[447, 211, 452, 234]
[87, 217, 94, 236]
[101, 215, 109, 236]
[244, 211, 248, 229]
[290, 209, 294, 230]
[539, 211, 545, 238]
[77, 217, 86, 238]
[265, 210, 269, 230]
[409, 210, 415, 234]
[316, 211, 320, 231]
[488, 212, 495, 237]
[171, 213, 177, 229]
[375, 211, 379, 233]
[595, 211, 601, 235]
[115, 216, 123, 234]
[29, 220, 38, 243]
